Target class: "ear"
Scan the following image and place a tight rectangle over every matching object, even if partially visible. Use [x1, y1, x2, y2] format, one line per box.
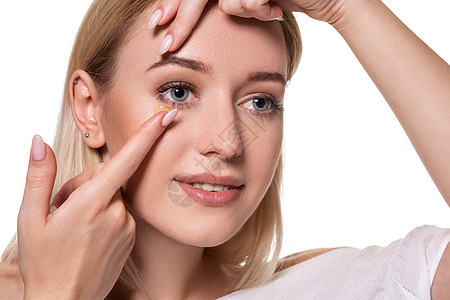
[69, 70, 106, 149]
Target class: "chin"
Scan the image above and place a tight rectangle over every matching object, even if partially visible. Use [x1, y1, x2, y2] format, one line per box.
[154, 208, 251, 248]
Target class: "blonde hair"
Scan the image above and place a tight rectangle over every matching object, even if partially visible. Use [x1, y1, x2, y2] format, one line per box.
[2, 0, 301, 294]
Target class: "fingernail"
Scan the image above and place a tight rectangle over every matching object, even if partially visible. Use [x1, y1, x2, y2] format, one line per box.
[158, 34, 173, 55]
[154, 103, 173, 115]
[273, 16, 284, 21]
[31, 135, 46, 161]
[147, 9, 162, 30]
[161, 109, 178, 127]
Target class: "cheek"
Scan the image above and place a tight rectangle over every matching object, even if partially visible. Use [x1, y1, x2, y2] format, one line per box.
[101, 95, 157, 157]
[245, 116, 283, 173]
[120, 122, 189, 205]
[242, 116, 282, 205]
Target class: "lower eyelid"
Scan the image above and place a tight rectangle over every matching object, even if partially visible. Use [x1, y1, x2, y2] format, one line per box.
[157, 94, 195, 109]
[240, 98, 280, 114]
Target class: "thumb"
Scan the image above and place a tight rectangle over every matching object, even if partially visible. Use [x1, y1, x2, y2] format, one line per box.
[19, 135, 57, 225]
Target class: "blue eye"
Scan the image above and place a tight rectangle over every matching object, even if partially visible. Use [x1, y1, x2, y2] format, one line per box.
[157, 81, 198, 108]
[240, 95, 284, 118]
[170, 87, 189, 102]
[242, 97, 273, 112]
[252, 98, 270, 111]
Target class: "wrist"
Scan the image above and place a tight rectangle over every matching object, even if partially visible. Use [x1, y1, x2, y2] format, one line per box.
[330, 0, 380, 35]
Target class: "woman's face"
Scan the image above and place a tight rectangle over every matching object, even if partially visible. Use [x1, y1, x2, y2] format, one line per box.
[98, 5, 287, 247]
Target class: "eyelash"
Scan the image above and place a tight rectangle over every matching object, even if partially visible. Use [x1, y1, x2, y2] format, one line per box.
[157, 81, 197, 109]
[156, 81, 283, 118]
[249, 97, 284, 119]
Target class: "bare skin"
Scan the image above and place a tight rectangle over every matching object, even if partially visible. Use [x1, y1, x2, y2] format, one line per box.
[156, 0, 450, 206]
[0, 248, 340, 299]
[2, 0, 449, 299]
[151, 0, 450, 298]
[0, 261, 24, 299]
[16, 113, 179, 300]
[9, 4, 289, 300]
[90, 6, 287, 299]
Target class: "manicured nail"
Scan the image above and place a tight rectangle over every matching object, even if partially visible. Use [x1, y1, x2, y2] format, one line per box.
[161, 109, 178, 127]
[147, 9, 162, 30]
[158, 34, 173, 55]
[154, 103, 173, 115]
[272, 15, 284, 21]
[31, 135, 46, 161]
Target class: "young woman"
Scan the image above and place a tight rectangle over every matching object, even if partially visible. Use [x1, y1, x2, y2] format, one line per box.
[1, 0, 449, 299]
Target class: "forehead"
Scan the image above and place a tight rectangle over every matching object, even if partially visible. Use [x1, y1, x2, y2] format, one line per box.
[118, 5, 287, 77]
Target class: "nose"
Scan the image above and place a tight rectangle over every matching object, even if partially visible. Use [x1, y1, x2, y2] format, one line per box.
[196, 97, 244, 161]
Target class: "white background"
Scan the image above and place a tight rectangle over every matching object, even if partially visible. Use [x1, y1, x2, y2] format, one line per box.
[0, 1, 449, 258]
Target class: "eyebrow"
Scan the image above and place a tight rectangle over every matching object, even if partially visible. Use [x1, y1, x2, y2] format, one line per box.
[248, 71, 287, 85]
[147, 56, 286, 85]
[147, 56, 211, 73]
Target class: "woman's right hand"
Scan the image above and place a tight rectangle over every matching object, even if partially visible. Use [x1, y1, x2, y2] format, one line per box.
[17, 110, 178, 300]
[149, 0, 348, 54]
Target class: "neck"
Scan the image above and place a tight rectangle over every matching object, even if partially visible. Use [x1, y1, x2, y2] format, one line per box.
[109, 215, 231, 300]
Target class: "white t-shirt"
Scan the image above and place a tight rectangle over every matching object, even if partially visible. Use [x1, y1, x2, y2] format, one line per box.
[219, 225, 450, 299]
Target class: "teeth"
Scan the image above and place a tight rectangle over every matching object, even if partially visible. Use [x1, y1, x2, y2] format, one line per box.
[189, 183, 233, 192]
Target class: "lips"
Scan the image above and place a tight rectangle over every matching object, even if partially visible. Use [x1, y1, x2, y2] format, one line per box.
[174, 173, 244, 206]
[174, 173, 244, 188]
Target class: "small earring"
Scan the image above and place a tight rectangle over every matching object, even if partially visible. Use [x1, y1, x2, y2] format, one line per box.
[84, 133, 90, 138]
[73, 78, 80, 85]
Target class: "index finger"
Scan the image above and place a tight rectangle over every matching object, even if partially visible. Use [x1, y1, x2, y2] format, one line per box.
[92, 109, 178, 200]
[168, 0, 209, 52]
[151, 0, 209, 55]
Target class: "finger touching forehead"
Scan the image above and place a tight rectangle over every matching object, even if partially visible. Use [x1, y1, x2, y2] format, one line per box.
[118, 2, 288, 82]
[177, 2, 288, 74]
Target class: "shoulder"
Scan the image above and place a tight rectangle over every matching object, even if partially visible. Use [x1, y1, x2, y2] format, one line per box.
[0, 262, 24, 300]
[276, 247, 345, 273]
[431, 242, 450, 300]
[399, 225, 450, 299]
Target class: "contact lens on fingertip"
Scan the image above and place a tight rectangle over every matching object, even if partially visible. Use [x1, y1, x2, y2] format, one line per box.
[154, 103, 173, 115]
